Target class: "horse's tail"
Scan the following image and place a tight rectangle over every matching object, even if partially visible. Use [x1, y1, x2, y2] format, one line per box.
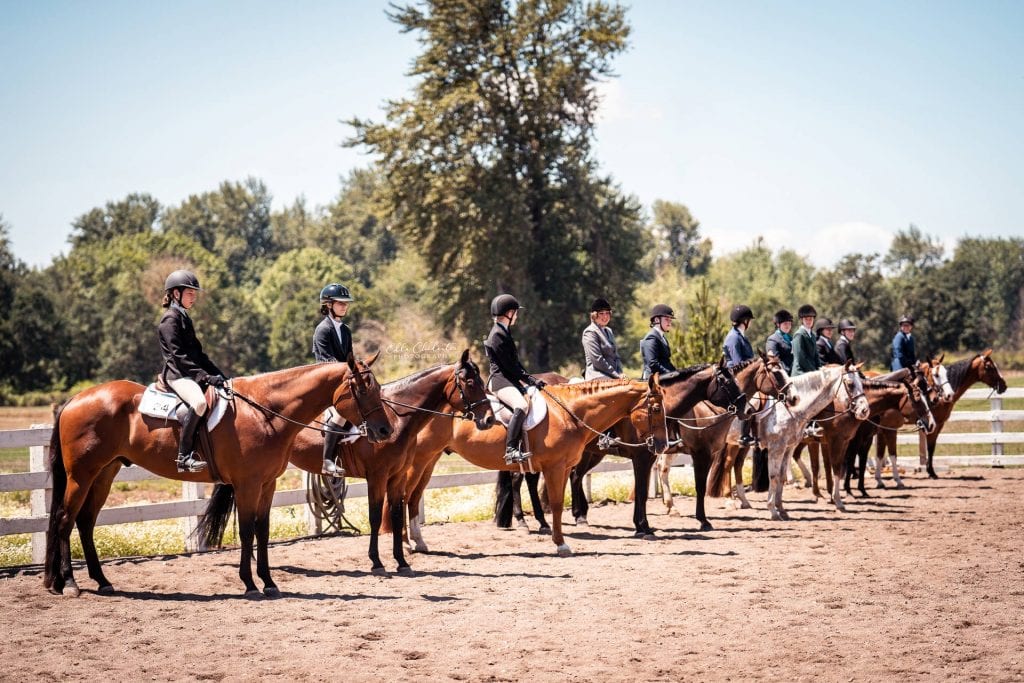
[195, 484, 235, 549]
[706, 445, 732, 498]
[43, 403, 68, 590]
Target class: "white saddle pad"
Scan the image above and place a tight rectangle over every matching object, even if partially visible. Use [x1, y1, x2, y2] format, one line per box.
[139, 384, 229, 431]
[487, 385, 548, 431]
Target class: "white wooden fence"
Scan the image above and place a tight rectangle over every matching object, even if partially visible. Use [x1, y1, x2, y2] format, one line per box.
[2, 387, 1020, 564]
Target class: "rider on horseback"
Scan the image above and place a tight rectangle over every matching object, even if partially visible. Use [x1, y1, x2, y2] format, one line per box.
[158, 270, 227, 473]
[640, 304, 677, 380]
[815, 318, 842, 365]
[313, 283, 355, 477]
[891, 315, 917, 371]
[791, 304, 821, 376]
[766, 309, 794, 374]
[835, 319, 857, 364]
[724, 304, 757, 446]
[484, 294, 546, 465]
[582, 297, 625, 380]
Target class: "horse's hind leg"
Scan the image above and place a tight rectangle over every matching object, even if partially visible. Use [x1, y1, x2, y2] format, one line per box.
[887, 434, 906, 489]
[691, 450, 713, 532]
[873, 434, 887, 488]
[510, 472, 526, 526]
[733, 448, 752, 509]
[541, 464, 572, 556]
[76, 461, 122, 592]
[232, 486, 262, 596]
[631, 451, 656, 537]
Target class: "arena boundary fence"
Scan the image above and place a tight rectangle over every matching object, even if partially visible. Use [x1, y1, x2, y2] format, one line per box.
[2, 386, 1020, 564]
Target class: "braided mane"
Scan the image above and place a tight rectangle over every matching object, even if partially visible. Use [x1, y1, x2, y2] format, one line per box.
[659, 363, 712, 386]
[946, 356, 977, 392]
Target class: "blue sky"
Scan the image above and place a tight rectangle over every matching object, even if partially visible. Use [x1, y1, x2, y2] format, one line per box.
[1, 1, 1021, 268]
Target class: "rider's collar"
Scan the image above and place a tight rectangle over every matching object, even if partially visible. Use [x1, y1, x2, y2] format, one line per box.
[171, 300, 190, 318]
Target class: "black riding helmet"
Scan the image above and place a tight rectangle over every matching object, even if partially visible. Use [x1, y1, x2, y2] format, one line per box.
[815, 317, 835, 334]
[838, 319, 856, 331]
[320, 283, 354, 303]
[164, 270, 202, 292]
[797, 304, 817, 318]
[730, 304, 755, 325]
[649, 303, 675, 323]
[898, 315, 915, 325]
[774, 309, 794, 325]
[590, 297, 612, 313]
[491, 294, 522, 317]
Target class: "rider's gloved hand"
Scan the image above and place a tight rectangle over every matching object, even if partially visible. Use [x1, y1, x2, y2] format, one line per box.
[531, 377, 547, 390]
[207, 374, 227, 388]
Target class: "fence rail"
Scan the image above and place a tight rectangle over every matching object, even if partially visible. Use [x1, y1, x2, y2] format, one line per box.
[2, 386, 1020, 562]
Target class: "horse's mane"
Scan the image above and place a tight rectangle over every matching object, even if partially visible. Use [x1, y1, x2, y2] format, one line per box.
[730, 357, 759, 372]
[946, 355, 978, 392]
[659, 363, 712, 386]
[384, 363, 450, 392]
[789, 366, 837, 394]
[545, 378, 634, 397]
[862, 379, 904, 391]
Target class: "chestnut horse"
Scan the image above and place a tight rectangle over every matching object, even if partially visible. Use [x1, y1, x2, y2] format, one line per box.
[403, 377, 668, 556]
[44, 356, 392, 597]
[284, 351, 493, 574]
[789, 370, 935, 510]
[872, 351, 1006, 486]
[567, 357, 770, 536]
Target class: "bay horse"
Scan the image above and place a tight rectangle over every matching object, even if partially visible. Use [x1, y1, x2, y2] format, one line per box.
[281, 351, 492, 575]
[44, 355, 392, 597]
[567, 357, 769, 536]
[790, 370, 935, 510]
[872, 351, 1006, 486]
[709, 362, 868, 521]
[403, 376, 669, 557]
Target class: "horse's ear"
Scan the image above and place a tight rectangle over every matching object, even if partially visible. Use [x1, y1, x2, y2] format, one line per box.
[855, 362, 865, 371]
[346, 352, 357, 371]
[983, 349, 992, 357]
[460, 348, 470, 365]
[365, 349, 381, 368]
[649, 373, 659, 391]
[937, 353, 945, 364]
[758, 348, 767, 362]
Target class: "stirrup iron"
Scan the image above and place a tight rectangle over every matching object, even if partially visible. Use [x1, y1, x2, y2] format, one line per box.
[176, 452, 207, 473]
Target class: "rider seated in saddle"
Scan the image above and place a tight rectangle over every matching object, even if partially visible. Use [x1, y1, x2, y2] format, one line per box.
[765, 309, 794, 374]
[891, 315, 917, 371]
[312, 283, 356, 477]
[640, 304, 677, 380]
[791, 304, 823, 438]
[815, 318, 843, 365]
[484, 294, 546, 465]
[723, 304, 757, 447]
[835, 319, 857, 364]
[581, 297, 625, 381]
[157, 270, 228, 473]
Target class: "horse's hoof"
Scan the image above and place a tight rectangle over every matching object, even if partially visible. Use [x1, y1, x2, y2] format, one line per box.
[414, 542, 429, 553]
[574, 518, 589, 527]
[396, 566, 415, 577]
[263, 586, 281, 598]
[642, 533, 657, 541]
[927, 471, 939, 480]
[740, 502, 752, 510]
[771, 512, 783, 521]
[516, 519, 529, 529]
[556, 544, 572, 557]
[371, 566, 388, 576]
[859, 490, 870, 498]
[537, 526, 552, 536]
[668, 509, 681, 517]
[699, 522, 714, 532]
[896, 482, 906, 490]
[62, 584, 81, 598]
[244, 589, 262, 599]
[875, 482, 886, 489]
[780, 511, 791, 521]
[98, 584, 115, 594]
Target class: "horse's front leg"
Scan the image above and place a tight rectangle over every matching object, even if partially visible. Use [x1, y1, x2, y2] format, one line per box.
[658, 453, 677, 514]
[366, 483, 387, 573]
[888, 441, 906, 489]
[926, 434, 939, 479]
[525, 472, 550, 533]
[629, 451, 656, 537]
[873, 434, 887, 488]
[541, 463, 572, 556]
[766, 446, 787, 521]
[569, 460, 591, 525]
[733, 447, 752, 509]
[387, 476, 412, 574]
[691, 449, 713, 532]
[232, 487, 260, 596]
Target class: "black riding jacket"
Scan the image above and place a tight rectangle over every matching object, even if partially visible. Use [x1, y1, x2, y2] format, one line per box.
[484, 322, 535, 391]
[312, 316, 353, 363]
[158, 304, 223, 385]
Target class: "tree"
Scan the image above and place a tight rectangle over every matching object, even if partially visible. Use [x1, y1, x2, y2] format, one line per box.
[69, 194, 161, 249]
[0, 216, 25, 384]
[348, 0, 644, 369]
[672, 278, 727, 367]
[647, 200, 711, 276]
[5, 271, 65, 391]
[883, 224, 944, 277]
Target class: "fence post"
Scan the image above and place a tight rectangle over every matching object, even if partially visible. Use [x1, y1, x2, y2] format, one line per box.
[991, 395, 1004, 466]
[182, 482, 207, 552]
[29, 429, 51, 565]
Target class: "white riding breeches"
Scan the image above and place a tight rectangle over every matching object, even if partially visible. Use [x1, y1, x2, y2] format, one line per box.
[169, 378, 208, 416]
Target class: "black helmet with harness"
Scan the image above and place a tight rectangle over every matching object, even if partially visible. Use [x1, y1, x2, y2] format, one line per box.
[320, 283, 354, 303]
[730, 304, 755, 325]
[164, 270, 202, 292]
[491, 294, 522, 318]
[774, 309, 794, 325]
[838, 318, 856, 331]
[649, 303, 675, 324]
[797, 304, 817, 319]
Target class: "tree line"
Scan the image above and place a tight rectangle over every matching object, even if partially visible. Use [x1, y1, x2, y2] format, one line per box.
[1, 0, 1020, 402]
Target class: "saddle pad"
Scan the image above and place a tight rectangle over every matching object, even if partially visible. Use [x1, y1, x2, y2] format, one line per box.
[139, 384, 229, 431]
[487, 385, 548, 431]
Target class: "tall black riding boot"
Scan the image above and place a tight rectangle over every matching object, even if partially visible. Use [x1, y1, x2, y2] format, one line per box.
[176, 408, 206, 473]
[322, 424, 346, 477]
[504, 408, 527, 465]
[738, 418, 756, 447]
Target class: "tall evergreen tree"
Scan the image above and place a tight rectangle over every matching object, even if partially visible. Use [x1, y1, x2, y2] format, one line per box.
[348, 0, 644, 368]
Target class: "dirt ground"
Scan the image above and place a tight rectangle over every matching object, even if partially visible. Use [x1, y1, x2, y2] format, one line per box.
[1, 468, 1022, 682]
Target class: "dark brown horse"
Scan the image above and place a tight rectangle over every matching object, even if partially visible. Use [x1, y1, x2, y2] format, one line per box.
[403, 377, 669, 556]
[872, 351, 1007, 486]
[44, 355, 392, 597]
[282, 351, 492, 575]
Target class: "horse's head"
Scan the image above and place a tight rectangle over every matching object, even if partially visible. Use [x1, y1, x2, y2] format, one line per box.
[840, 360, 870, 420]
[449, 349, 494, 430]
[924, 354, 955, 403]
[757, 350, 796, 406]
[903, 372, 936, 434]
[338, 351, 393, 443]
[978, 350, 1007, 395]
[630, 374, 669, 455]
[705, 356, 750, 418]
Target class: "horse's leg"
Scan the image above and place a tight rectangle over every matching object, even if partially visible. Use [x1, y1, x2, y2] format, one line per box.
[857, 442, 869, 496]
[657, 453, 677, 514]
[831, 450, 846, 512]
[821, 444, 834, 502]
[541, 464, 572, 556]
[631, 450, 656, 537]
[887, 432, 906, 489]
[510, 472, 526, 526]
[570, 451, 601, 525]
[792, 446, 813, 488]
[388, 476, 412, 574]
[926, 434, 939, 479]
[733, 447, 752, 509]
[691, 449, 713, 532]
[767, 445, 787, 521]
[366, 482, 387, 573]
[52, 471, 104, 597]
[525, 472, 550, 533]
[843, 441, 855, 495]
[494, 470, 515, 529]
[76, 461, 121, 592]
[253, 481, 279, 597]
[873, 434, 887, 489]
[406, 473, 431, 553]
[232, 486, 260, 596]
